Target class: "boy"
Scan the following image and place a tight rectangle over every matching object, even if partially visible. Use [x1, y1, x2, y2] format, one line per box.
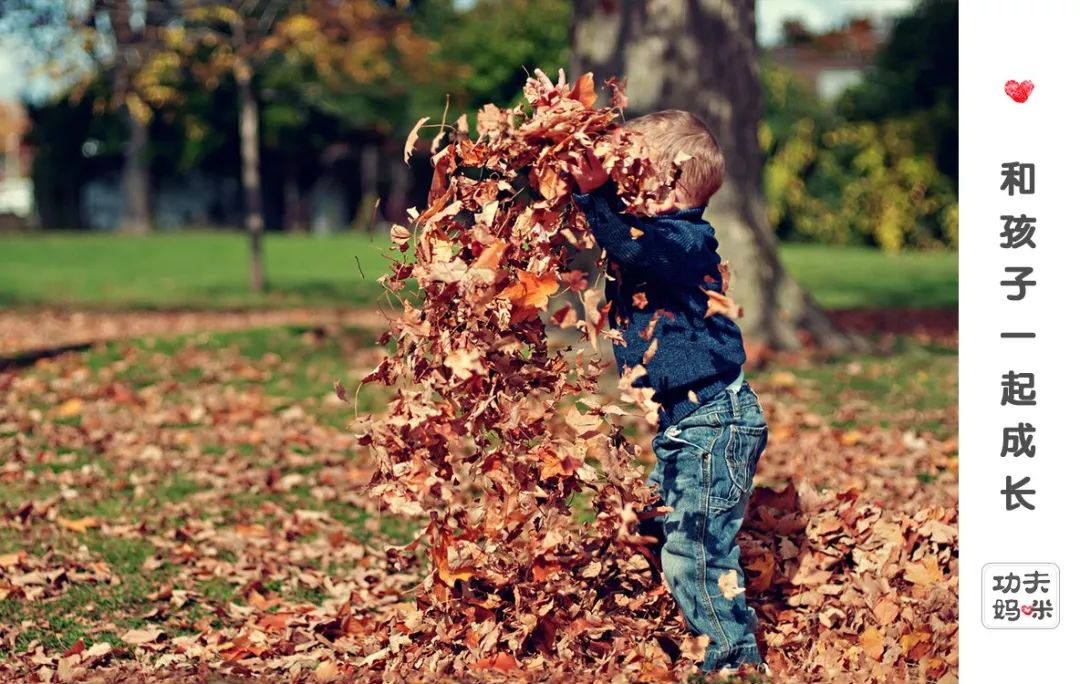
[570, 110, 769, 673]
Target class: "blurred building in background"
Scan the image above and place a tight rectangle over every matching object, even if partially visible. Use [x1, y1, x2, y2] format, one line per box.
[768, 17, 886, 101]
[0, 101, 33, 228]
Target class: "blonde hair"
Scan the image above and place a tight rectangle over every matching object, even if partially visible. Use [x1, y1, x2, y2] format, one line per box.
[624, 110, 725, 206]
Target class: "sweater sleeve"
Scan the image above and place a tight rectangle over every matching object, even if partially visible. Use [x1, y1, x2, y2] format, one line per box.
[572, 183, 719, 286]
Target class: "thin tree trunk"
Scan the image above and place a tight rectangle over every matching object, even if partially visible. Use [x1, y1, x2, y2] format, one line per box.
[120, 109, 151, 234]
[358, 141, 379, 232]
[236, 61, 265, 293]
[572, 0, 862, 353]
[284, 172, 305, 233]
[386, 149, 410, 226]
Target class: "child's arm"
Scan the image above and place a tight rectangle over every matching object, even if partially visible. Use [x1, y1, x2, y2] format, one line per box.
[572, 182, 720, 287]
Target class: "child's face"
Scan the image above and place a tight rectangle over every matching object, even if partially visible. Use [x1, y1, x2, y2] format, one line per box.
[642, 183, 694, 215]
[624, 131, 698, 215]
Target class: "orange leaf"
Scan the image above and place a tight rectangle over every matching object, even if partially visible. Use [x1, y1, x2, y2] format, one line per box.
[900, 630, 932, 658]
[701, 288, 743, 319]
[499, 270, 560, 318]
[873, 596, 901, 625]
[903, 558, 944, 586]
[0, 551, 25, 568]
[54, 398, 84, 418]
[568, 72, 597, 108]
[745, 552, 776, 592]
[58, 517, 98, 533]
[433, 540, 474, 585]
[860, 626, 885, 661]
[471, 238, 508, 273]
[471, 653, 520, 673]
[247, 588, 274, 610]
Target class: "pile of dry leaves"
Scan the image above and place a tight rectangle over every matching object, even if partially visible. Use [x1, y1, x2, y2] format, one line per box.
[351, 71, 700, 680]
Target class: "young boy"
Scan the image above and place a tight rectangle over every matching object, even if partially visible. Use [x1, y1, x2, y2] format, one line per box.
[570, 110, 769, 673]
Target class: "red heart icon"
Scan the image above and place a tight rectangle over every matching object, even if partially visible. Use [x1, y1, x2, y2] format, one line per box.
[1021, 604, 1034, 616]
[1005, 80, 1035, 103]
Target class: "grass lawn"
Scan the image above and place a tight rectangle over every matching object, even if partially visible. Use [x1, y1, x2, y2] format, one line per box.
[0, 232, 956, 311]
[0, 232, 394, 310]
[777, 243, 957, 310]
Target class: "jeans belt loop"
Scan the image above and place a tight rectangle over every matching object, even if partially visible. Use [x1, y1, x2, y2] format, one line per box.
[729, 385, 741, 419]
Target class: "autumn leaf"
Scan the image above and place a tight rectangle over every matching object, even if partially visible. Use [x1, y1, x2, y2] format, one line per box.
[54, 398, 84, 418]
[470, 238, 508, 273]
[642, 338, 658, 365]
[701, 288, 743, 319]
[313, 660, 339, 683]
[444, 348, 483, 381]
[0, 551, 25, 568]
[390, 223, 411, 249]
[471, 653, 520, 673]
[499, 269, 560, 322]
[717, 569, 745, 600]
[57, 517, 98, 534]
[873, 596, 901, 625]
[568, 72, 597, 108]
[549, 304, 578, 329]
[333, 380, 348, 403]
[121, 627, 164, 645]
[404, 116, 430, 164]
[860, 626, 885, 661]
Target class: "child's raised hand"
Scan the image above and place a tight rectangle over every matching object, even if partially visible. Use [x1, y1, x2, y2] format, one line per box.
[569, 147, 609, 194]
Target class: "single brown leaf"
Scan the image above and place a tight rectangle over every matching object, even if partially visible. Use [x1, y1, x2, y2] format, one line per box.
[404, 116, 430, 164]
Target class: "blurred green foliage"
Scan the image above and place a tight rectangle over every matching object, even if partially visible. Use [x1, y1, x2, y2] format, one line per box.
[761, 0, 958, 251]
[16, 0, 957, 252]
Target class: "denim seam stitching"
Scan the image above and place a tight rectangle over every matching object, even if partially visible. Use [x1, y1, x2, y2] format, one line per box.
[699, 429, 733, 656]
[721, 425, 766, 505]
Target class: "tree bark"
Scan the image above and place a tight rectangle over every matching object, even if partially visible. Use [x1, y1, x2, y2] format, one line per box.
[236, 61, 266, 293]
[572, 0, 862, 352]
[120, 108, 151, 235]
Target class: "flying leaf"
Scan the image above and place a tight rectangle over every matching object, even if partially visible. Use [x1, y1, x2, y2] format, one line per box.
[499, 270, 560, 322]
[568, 72, 597, 108]
[404, 116, 430, 164]
[701, 288, 743, 319]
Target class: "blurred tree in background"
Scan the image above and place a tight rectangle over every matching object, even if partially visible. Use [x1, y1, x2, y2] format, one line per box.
[762, 0, 958, 251]
[4, 0, 957, 257]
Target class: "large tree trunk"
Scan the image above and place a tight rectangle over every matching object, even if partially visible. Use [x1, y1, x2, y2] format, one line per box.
[572, 0, 861, 352]
[120, 109, 151, 235]
[236, 61, 266, 293]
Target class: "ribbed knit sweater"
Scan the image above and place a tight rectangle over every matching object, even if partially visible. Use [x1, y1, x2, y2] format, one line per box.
[573, 182, 746, 429]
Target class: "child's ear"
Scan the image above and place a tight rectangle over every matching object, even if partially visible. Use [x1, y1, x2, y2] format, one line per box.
[648, 191, 679, 214]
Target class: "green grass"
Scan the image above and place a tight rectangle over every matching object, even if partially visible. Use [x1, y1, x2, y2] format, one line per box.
[778, 243, 957, 309]
[0, 231, 394, 309]
[0, 232, 956, 311]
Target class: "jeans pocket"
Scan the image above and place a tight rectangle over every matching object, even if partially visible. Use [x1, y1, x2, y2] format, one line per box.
[709, 424, 767, 509]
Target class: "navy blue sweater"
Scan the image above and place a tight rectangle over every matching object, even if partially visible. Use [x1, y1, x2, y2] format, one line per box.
[573, 183, 746, 429]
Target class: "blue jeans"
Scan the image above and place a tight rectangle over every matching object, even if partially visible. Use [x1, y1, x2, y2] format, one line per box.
[646, 381, 768, 671]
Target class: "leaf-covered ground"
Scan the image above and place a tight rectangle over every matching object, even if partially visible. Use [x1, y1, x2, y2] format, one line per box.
[0, 322, 956, 682]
